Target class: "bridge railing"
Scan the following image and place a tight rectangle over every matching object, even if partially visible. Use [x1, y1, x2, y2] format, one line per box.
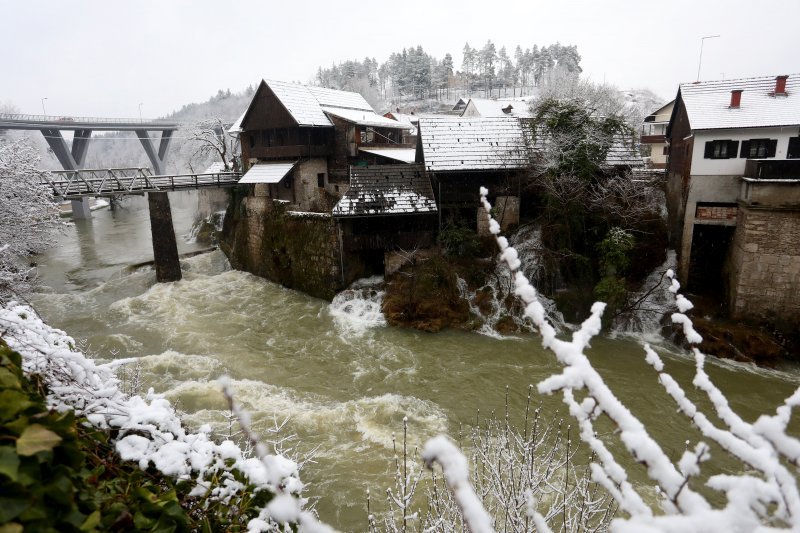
[0, 113, 179, 126]
[42, 169, 242, 199]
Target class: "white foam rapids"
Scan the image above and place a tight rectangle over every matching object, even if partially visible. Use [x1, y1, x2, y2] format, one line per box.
[328, 276, 387, 336]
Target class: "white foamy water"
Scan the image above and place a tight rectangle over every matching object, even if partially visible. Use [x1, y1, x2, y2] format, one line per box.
[614, 250, 677, 337]
[328, 276, 387, 337]
[459, 223, 565, 336]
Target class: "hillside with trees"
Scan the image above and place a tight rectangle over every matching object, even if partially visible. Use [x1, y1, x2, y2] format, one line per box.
[315, 41, 585, 106]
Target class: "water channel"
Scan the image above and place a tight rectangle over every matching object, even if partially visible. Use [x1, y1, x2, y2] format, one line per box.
[30, 191, 800, 531]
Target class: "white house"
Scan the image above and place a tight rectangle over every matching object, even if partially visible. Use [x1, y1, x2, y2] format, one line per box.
[665, 74, 800, 321]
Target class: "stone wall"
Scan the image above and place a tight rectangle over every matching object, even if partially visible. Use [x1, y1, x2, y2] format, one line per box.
[477, 195, 519, 236]
[728, 205, 800, 323]
[220, 190, 344, 300]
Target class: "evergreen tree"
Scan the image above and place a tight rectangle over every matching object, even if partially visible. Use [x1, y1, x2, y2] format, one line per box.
[480, 40, 497, 97]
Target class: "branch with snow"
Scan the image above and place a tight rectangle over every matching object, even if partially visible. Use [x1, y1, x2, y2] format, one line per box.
[422, 189, 800, 532]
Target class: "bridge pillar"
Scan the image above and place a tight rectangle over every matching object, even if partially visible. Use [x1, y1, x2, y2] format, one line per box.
[41, 128, 93, 219]
[136, 130, 173, 175]
[71, 198, 92, 218]
[147, 191, 182, 282]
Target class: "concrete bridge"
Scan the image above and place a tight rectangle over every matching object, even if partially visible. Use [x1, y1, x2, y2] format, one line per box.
[1, 113, 237, 283]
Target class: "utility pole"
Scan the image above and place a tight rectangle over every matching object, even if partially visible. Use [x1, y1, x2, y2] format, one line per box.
[696, 35, 720, 82]
[41, 97, 48, 115]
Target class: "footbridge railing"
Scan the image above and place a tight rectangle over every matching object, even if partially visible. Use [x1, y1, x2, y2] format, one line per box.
[44, 168, 241, 199]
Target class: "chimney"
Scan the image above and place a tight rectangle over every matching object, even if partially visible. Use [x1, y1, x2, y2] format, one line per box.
[775, 75, 788, 95]
[730, 89, 743, 108]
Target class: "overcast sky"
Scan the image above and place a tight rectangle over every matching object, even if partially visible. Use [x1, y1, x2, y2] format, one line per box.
[2, 0, 798, 118]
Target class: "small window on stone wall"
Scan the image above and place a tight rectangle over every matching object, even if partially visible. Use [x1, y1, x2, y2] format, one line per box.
[317, 173, 325, 188]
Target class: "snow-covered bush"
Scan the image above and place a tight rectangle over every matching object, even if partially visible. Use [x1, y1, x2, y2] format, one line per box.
[0, 303, 333, 532]
[421, 189, 800, 532]
[371, 399, 616, 532]
[0, 139, 61, 303]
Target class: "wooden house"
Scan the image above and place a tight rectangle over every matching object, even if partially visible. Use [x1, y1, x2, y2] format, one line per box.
[237, 79, 413, 212]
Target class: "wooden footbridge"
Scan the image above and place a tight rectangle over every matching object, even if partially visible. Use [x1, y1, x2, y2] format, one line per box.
[1, 113, 241, 283]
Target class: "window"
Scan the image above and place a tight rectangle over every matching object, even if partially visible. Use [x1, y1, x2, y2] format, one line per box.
[317, 173, 325, 188]
[739, 138, 777, 158]
[703, 140, 738, 159]
[360, 128, 374, 144]
[788, 137, 800, 159]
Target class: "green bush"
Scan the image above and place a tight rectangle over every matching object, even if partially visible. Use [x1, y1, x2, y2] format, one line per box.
[438, 221, 482, 258]
[0, 342, 200, 532]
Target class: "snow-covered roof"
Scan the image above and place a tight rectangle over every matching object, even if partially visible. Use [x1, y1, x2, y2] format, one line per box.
[359, 147, 417, 164]
[679, 74, 800, 130]
[332, 164, 437, 217]
[418, 116, 642, 172]
[417, 116, 533, 172]
[605, 139, 645, 168]
[462, 98, 534, 118]
[263, 80, 374, 127]
[204, 161, 227, 173]
[228, 110, 246, 135]
[322, 107, 411, 129]
[384, 112, 419, 134]
[238, 161, 297, 184]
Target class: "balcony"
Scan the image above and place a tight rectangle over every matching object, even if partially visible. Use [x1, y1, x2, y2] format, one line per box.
[249, 144, 332, 159]
[743, 159, 800, 180]
[640, 122, 667, 144]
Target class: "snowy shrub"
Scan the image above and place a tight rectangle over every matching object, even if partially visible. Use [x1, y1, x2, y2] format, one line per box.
[370, 397, 616, 532]
[418, 188, 800, 532]
[0, 139, 61, 303]
[0, 304, 333, 532]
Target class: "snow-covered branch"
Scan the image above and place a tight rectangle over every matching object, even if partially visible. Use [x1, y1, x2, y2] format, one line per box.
[421, 189, 800, 532]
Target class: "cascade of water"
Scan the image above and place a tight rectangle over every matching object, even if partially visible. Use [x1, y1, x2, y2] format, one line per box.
[458, 224, 564, 336]
[328, 276, 387, 336]
[613, 249, 676, 336]
[184, 210, 226, 244]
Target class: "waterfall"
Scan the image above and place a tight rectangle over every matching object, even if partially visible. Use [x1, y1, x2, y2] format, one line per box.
[184, 210, 226, 244]
[459, 223, 564, 337]
[328, 276, 387, 336]
[613, 250, 676, 336]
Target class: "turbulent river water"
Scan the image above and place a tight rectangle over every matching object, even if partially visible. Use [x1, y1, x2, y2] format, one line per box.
[30, 191, 800, 531]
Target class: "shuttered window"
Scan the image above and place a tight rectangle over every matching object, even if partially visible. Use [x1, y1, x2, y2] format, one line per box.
[739, 138, 778, 158]
[703, 140, 739, 159]
[788, 137, 800, 159]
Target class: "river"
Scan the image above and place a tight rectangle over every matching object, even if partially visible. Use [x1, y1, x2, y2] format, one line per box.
[30, 191, 800, 531]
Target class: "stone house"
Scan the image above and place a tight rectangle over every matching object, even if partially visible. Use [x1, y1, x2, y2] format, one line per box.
[665, 74, 800, 322]
[221, 80, 439, 296]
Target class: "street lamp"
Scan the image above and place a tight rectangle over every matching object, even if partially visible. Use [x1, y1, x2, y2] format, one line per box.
[41, 97, 48, 116]
[696, 35, 720, 82]
[138, 103, 144, 121]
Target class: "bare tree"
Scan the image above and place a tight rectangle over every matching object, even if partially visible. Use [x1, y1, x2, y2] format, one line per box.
[0, 138, 60, 303]
[188, 118, 240, 173]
